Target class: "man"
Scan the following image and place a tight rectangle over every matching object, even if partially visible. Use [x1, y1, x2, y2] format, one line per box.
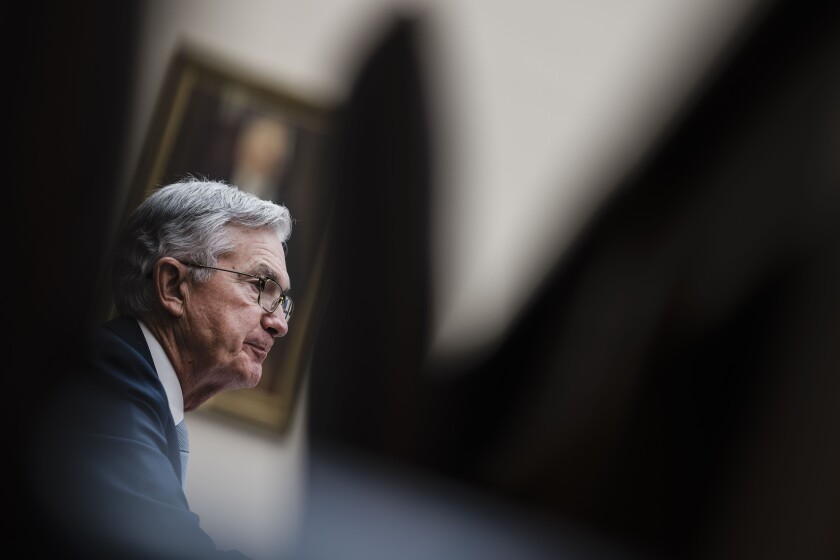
[29, 178, 293, 559]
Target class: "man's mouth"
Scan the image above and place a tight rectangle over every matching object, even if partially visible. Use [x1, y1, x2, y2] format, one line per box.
[245, 341, 270, 361]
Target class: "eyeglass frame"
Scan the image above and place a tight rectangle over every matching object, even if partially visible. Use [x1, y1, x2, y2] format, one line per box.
[179, 261, 293, 320]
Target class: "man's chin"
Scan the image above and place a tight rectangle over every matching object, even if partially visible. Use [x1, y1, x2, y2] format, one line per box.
[226, 364, 263, 392]
[243, 366, 263, 389]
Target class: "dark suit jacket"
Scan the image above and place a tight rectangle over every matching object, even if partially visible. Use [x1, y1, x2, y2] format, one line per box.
[29, 316, 249, 560]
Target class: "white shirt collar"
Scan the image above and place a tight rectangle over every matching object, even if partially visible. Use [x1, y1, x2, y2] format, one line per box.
[138, 319, 185, 425]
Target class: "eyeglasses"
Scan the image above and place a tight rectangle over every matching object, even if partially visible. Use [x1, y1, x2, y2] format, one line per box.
[181, 261, 293, 320]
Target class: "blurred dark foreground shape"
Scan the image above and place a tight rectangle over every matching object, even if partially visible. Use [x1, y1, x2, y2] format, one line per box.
[8, 1, 141, 556]
[306, 1, 840, 559]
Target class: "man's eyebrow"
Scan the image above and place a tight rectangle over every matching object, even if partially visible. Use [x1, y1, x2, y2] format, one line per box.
[251, 263, 278, 280]
[251, 263, 290, 291]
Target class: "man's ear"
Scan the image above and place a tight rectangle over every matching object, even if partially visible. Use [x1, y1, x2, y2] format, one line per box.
[153, 257, 188, 318]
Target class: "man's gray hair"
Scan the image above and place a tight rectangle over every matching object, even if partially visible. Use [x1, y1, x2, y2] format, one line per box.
[111, 177, 292, 317]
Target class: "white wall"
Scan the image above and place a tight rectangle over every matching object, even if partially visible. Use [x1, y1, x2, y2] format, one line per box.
[121, 1, 761, 557]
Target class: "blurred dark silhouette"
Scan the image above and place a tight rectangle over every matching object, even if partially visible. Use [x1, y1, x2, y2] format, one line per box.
[6, 1, 140, 555]
[309, 15, 433, 457]
[309, 1, 839, 558]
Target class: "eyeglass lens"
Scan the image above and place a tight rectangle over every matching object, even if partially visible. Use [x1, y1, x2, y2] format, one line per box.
[261, 278, 292, 319]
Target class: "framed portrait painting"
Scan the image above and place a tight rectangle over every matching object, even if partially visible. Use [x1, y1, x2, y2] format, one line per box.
[120, 45, 333, 435]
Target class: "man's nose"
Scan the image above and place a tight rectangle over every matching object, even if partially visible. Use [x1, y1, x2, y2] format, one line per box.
[263, 311, 288, 337]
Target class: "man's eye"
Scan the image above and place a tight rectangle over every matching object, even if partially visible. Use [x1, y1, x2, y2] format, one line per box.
[247, 280, 262, 293]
